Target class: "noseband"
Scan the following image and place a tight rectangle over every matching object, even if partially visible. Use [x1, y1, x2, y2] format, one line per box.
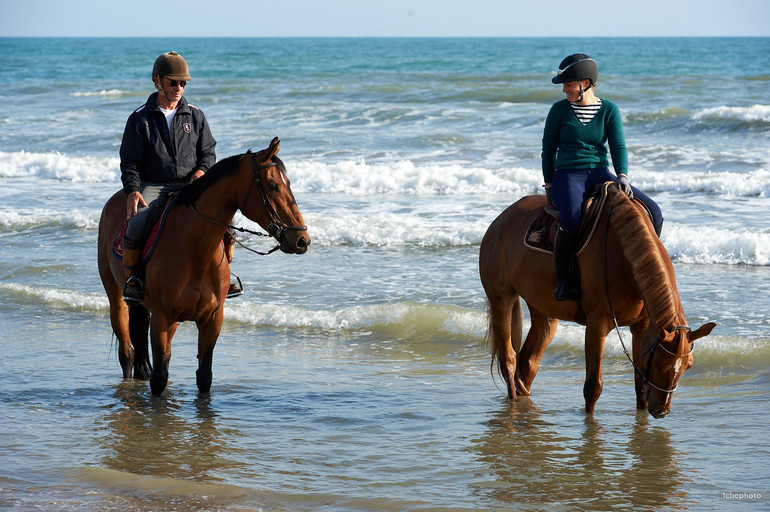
[638, 326, 693, 394]
[189, 152, 307, 255]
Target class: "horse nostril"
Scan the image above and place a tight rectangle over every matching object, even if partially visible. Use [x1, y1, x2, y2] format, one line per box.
[297, 236, 307, 248]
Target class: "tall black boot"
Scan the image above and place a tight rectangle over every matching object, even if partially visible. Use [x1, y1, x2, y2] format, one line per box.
[553, 225, 581, 302]
[122, 238, 144, 304]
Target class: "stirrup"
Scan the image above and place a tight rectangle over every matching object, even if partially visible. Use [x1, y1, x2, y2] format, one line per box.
[122, 276, 144, 304]
[226, 273, 244, 299]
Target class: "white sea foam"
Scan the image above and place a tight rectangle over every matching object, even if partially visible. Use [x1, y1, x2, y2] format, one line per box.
[664, 224, 770, 265]
[0, 151, 120, 182]
[1, 282, 764, 365]
[0, 282, 108, 310]
[1, 150, 768, 198]
[692, 104, 770, 124]
[0, 208, 100, 230]
[0, 195, 767, 265]
[629, 167, 770, 197]
[223, 300, 489, 337]
[289, 159, 539, 195]
[302, 212, 490, 247]
[70, 89, 130, 98]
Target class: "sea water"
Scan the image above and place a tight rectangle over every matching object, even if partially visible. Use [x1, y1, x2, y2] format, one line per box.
[1, 37, 769, 511]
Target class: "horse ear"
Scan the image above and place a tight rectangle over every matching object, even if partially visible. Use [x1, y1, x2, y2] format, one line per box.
[689, 322, 717, 341]
[658, 326, 676, 343]
[268, 137, 280, 158]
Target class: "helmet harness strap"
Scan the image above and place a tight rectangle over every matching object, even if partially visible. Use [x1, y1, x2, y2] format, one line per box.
[577, 79, 593, 103]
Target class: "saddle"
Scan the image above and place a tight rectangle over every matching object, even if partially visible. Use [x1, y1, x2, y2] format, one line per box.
[524, 181, 651, 253]
[112, 195, 177, 263]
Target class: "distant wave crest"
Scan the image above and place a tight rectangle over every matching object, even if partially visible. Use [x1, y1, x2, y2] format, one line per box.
[0, 151, 120, 182]
[70, 89, 132, 98]
[0, 282, 763, 367]
[692, 104, 770, 126]
[2, 151, 767, 198]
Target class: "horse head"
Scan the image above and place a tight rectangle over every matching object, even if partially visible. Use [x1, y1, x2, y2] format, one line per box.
[241, 138, 310, 254]
[643, 322, 716, 418]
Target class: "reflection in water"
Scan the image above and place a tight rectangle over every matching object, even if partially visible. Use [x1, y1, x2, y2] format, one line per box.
[469, 399, 691, 511]
[97, 382, 244, 481]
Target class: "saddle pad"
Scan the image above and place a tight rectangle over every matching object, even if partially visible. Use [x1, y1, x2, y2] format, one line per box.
[524, 210, 558, 252]
[112, 195, 177, 263]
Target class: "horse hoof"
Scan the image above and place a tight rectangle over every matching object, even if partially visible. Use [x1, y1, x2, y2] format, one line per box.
[150, 375, 167, 396]
[196, 370, 212, 393]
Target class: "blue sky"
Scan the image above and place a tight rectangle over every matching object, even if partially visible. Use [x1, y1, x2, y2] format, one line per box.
[1, 0, 768, 37]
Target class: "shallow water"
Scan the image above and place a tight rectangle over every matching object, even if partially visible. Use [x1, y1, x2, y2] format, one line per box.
[1, 300, 768, 511]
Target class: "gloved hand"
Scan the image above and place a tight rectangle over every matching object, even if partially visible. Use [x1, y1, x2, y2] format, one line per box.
[617, 174, 634, 200]
[544, 184, 558, 217]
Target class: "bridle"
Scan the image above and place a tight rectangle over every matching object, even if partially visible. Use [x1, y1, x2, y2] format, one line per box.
[189, 151, 308, 256]
[602, 198, 692, 396]
[638, 326, 693, 394]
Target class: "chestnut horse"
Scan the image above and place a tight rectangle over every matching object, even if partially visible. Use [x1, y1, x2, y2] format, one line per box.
[98, 138, 310, 395]
[479, 186, 715, 418]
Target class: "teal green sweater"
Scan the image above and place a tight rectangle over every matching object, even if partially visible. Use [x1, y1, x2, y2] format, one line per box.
[541, 98, 628, 183]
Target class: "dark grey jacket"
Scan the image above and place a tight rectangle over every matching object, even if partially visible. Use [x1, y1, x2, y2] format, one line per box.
[120, 92, 216, 194]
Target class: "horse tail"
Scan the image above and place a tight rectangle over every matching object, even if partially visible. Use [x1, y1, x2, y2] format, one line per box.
[485, 299, 496, 372]
[485, 299, 505, 383]
[486, 296, 522, 387]
[607, 190, 677, 326]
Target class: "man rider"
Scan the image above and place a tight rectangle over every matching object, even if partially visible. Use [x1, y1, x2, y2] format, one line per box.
[120, 51, 239, 303]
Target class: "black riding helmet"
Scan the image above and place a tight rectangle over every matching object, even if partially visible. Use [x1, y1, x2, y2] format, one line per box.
[551, 53, 598, 86]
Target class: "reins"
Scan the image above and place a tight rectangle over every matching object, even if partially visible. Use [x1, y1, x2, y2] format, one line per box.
[188, 152, 307, 256]
[601, 195, 691, 395]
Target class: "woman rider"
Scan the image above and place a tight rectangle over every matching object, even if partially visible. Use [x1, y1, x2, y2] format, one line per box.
[542, 53, 663, 301]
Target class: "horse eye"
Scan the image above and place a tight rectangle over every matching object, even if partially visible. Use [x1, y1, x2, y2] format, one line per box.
[270, 183, 280, 192]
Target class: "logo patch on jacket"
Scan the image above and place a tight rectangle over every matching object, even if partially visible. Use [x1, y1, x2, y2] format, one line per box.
[183, 123, 191, 133]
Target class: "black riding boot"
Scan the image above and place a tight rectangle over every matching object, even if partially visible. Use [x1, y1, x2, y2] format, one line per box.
[553, 225, 581, 302]
[122, 238, 144, 304]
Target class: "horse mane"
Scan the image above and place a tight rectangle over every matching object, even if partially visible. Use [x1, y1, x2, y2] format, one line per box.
[175, 153, 245, 206]
[607, 190, 678, 328]
[175, 153, 288, 207]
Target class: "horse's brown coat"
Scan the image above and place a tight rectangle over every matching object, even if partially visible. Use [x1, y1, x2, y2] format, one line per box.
[479, 187, 715, 418]
[98, 138, 309, 395]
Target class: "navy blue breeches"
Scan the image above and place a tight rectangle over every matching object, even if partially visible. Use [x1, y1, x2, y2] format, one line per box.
[552, 167, 663, 235]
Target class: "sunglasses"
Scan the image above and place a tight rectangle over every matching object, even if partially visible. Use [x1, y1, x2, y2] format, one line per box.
[167, 79, 186, 88]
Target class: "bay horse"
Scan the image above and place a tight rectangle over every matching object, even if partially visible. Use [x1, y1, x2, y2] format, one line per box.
[98, 138, 310, 395]
[479, 186, 715, 418]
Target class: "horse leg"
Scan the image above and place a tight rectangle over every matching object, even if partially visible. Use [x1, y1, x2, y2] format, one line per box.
[128, 304, 151, 380]
[107, 295, 134, 379]
[583, 322, 608, 414]
[488, 296, 520, 400]
[195, 313, 223, 394]
[149, 315, 174, 396]
[630, 318, 651, 410]
[516, 307, 559, 396]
